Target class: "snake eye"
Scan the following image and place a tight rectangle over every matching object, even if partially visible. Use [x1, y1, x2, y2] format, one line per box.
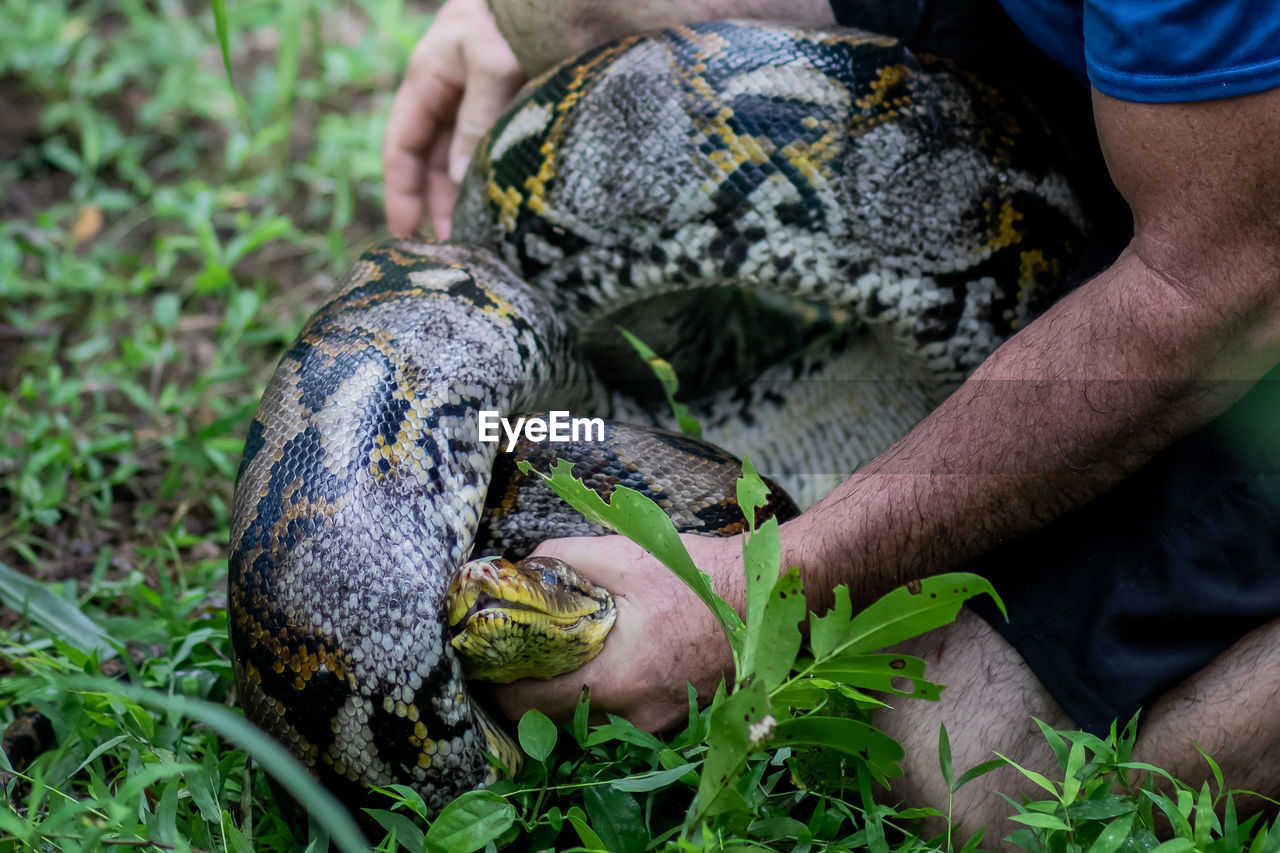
[540, 567, 559, 587]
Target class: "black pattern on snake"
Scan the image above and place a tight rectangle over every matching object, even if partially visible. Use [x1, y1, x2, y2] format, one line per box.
[228, 21, 1089, 815]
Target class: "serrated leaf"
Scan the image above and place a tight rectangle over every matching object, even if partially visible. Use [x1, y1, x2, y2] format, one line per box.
[735, 456, 769, 524]
[741, 562, 805, 691]
[694, 679, 770, 821]
[521, 458, 744, 651]
[424, 790, 516, 853]
[517, 709, 556, 762]
[811, 574, 1003, 660]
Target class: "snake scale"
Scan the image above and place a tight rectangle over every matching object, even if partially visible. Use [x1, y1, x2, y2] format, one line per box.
[228, 21, 1088, 816]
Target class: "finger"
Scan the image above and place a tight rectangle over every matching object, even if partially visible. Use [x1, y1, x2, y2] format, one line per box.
[447, 49, 525, 184]
[424, 130, 456, 240]
[382, 56, 463, 238]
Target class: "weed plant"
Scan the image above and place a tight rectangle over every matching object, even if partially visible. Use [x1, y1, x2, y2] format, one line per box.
[1, 1, 1277, 851]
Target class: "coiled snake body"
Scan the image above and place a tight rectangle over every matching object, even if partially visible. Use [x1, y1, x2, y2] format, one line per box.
[228, 21, 1088, 814]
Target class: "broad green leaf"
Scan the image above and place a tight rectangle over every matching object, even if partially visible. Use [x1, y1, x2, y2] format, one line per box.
[1224, 794, 1241, 852]
[611, 762, 699, 792]
[619, 327, 701, 438]
[584, 786, 645, 853]
[0, 561, 119, 656]
[566, 807, 607, 851]
[573, 686, 591, 746]
[772, 716, 904, 770]
[584, 715, 665, 751]
[517, 709, 557, 762]
[954, 758, 1009, 791]
[939, 724, 954, 792]
[1193, 781, 1215, 848]
[694, 679, 771, 821]
[741, 563, 805, 691]
[521, 458, 744, 650]
[1035, 717, 1070, 770]
[1086, 812, 1135, 853]
[994, 752, 1060, 798]
[811, 574, 1003, 660]
[369, 810, 427, 852]
[424, 790, 516, 853]
[1142, 790, 1194, 840]
[210, 0, 234, 85]
[808, 653, 942, 700]
[1062, 741, 1086, 804]
[1008, 812, 1072, 832]
[770, 680, 834, 710]
[1147, 840, 1195, 853]
[748, 816, 808, 840]
[1195, 744, 1225, 800]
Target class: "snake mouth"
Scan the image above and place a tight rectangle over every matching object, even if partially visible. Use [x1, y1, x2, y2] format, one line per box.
[446, 555, 617, 683]
[447, 591, 602, 638]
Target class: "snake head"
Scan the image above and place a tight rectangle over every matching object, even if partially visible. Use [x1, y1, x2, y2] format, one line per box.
[446, 555, 616, 684]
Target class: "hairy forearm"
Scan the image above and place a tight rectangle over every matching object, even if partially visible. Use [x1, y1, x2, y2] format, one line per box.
[487, 0, 834, 74]
[786, 245, 1280, 609]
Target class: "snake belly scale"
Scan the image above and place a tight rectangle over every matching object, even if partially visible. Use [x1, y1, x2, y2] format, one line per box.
[228, 21, 1088, 814]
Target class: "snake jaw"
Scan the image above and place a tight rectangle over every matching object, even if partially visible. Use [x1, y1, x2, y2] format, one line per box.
[447, 556, 617, 683]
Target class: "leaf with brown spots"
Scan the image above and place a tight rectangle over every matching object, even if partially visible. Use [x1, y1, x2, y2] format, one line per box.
[810, 573, 1003, 660]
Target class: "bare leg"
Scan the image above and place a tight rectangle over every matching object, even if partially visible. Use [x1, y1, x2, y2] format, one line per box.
[874, 609, 1280, 846]
[1135, 618, 1280, 808]
[872, 608, 1074, 845]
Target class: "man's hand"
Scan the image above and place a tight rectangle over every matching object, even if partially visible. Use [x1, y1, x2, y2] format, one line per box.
[490, 533, 743, 732]
[383, 0, 525, 239]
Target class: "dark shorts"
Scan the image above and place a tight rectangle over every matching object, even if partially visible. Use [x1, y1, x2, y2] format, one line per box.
[968, 377, 1280, 735]
[830, 0, 1280, 736]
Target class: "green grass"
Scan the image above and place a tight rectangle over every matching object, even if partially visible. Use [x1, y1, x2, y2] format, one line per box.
[2, 1, 1278, 851]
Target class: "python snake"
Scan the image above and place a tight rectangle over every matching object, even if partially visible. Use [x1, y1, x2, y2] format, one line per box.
[227, 20, 1089, 816]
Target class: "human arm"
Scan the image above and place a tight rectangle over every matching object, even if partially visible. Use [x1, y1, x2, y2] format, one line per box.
[487, 0, 835, 75]
[494, 85, 1280, 730]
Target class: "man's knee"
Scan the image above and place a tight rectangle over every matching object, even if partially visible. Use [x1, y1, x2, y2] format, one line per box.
[872, 609, 1073, 837]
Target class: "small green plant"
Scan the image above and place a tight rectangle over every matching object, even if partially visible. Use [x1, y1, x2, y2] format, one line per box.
[993, 717, 1280, 853]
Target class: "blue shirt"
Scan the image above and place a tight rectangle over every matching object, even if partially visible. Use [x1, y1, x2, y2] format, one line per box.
[998, 0, 1280, 102]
